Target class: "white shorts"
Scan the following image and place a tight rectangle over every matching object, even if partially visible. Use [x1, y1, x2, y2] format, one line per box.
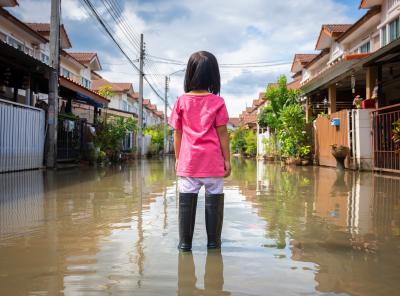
[178, 177, 224, 194]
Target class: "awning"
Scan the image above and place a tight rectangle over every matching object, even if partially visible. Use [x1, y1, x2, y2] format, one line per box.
[363, 37, 400, 66]
[59, 76, 109, 108]
[301, 54, 369, 95]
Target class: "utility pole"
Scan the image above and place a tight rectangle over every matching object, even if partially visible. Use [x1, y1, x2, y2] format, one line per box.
[164, 76, 169, 155]
[137, 33, 144, 157]
[46, 0, 61, 168]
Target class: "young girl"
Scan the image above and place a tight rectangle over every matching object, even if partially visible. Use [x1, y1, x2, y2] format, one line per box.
[168, 51, 230, 251]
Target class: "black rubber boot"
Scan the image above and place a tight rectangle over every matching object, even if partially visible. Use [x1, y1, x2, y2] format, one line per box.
[178, 193, 198, 251]
[205, 193, 224, 249]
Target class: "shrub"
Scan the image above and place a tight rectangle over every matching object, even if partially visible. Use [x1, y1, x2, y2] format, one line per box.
[144, 124, 164, 156]
[94, 117, 137, 161]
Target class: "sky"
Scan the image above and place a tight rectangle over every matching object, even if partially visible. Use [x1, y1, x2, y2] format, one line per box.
[10, 0, 365, 117]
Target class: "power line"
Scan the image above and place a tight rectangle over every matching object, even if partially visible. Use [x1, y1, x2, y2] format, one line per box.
[80, 0, 167, 106]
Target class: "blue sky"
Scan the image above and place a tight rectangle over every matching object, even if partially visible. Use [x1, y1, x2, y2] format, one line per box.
[10, 0, 366, 116]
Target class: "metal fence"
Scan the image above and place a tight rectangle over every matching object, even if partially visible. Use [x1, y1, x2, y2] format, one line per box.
[372, 103, 400, 173]
[0, 99, 45, 173]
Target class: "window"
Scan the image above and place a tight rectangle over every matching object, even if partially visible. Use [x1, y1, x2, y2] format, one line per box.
[7, 36, 24, 51]
[359, 41, 370, 53]
[389, 18, 400, 43]
[81, 77, 91, 89]
[62, 68, 71, 78]
[382, 26, 388, 46]
[41, 52, 49, 64]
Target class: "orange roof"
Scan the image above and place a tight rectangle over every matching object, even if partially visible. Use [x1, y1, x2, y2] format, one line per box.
[291, 53, 318, 72]
[59, 76, 109, 106]
[323, 24, 352, 35]
[69, 52, 97, 63]
[149, 104, 157, 111]
[228, 117, 240, 127]
[287, 79, 301, 90]
[259, 92, 266, 100]
[92, 79, 133, 92]
[143, 99, 151, 106]
[26, 22, 72, 49]
[315, 24, 352, 50]
[304, 49, 329, 69]
[155, 110, 164, 118]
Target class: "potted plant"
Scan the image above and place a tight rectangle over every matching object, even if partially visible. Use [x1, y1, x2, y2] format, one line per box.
[330, 144, 350, 171]
[263, 137, 276, 161]
[299, 145, 311, 166]
[353, 95, 363, 109]
[392, 119, 400, 154]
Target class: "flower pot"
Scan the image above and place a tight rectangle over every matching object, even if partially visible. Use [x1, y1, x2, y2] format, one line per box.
[362, 99, 375, 109]
[331, 145, 350, 171]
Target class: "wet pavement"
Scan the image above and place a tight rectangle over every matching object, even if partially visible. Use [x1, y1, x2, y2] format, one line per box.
[0, 158, 400, 295]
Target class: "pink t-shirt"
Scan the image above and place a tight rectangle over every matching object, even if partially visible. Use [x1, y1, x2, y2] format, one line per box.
[168, 93, 229, 177]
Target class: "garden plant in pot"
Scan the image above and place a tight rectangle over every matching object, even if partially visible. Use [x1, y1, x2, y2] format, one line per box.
[330, 144, 350, 171]
[392, 119, 400, 154]
[263, 137, 276, 161]
[299, 145, 311, 166]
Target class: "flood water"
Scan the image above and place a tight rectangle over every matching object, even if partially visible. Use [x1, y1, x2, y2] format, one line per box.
[1, 158, 400, 295]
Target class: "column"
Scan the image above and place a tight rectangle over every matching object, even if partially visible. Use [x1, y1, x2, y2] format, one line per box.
[328, 84, 336, 114]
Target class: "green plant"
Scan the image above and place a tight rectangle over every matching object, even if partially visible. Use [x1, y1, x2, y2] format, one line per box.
[278, 104, 307, 158]
[144, 124, 164, 156]
[244, 130, 257, 157]
[98, 85, 114, 98]
[230, 127, 257, 157]
[299, 145, 311, 158]
[94, 117, 137, 161]
[263, 136, 277, 156]
[393, 119, 400, 154]
[258, 75, 300, 130]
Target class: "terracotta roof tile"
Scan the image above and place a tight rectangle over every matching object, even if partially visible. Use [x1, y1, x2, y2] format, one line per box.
[323, 24, 353, 34]
[92, 79, 133, 92]
[228, 117, 240, 127]
[143, 99, 151, 106]
[69, 52, 97, 63]
[26, 22, 72, 48]
[287, 79, 301, 90]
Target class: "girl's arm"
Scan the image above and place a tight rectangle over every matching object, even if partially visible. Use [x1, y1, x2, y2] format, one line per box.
[174, 130, 182, 168]
[216, 125, 231, 177]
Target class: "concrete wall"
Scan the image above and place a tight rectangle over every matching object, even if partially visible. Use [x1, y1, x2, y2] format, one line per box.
[352, 109, 373, 171]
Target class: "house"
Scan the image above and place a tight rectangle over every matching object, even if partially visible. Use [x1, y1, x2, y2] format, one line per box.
[0, 3, 51, 172]
[0, 3, 109, 169]
[227, 118, 240, 130]
[291, 0, 400, 173]
[26, 23, 108, 125]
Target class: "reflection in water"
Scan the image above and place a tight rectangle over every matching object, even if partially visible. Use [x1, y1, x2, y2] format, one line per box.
[0, 158, 399, 295]
[178, 251, 230, 296]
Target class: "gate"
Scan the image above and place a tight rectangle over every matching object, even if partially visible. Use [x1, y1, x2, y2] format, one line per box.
[57, 115, 84, 162]
[371, 103, 400, 173]
[313, 110, 351, 168]
[0, 99, 45, 173]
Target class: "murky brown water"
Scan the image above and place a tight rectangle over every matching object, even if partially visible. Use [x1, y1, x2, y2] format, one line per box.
[1, 158, 400, 295]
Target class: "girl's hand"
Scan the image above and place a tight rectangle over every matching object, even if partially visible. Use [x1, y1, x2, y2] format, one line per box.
[224, 160, 231, 178]
[175, 159, 179, 171]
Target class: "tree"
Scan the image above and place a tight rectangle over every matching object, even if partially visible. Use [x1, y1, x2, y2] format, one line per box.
[98, 85, 114, 98]
[258, 75, 300, 130]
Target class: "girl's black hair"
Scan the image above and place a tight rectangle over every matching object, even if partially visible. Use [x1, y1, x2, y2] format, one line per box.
[184, 51, 221, 95]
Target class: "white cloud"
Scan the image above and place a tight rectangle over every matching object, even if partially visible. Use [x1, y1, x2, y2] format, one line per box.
[13, 0, 359, 116]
